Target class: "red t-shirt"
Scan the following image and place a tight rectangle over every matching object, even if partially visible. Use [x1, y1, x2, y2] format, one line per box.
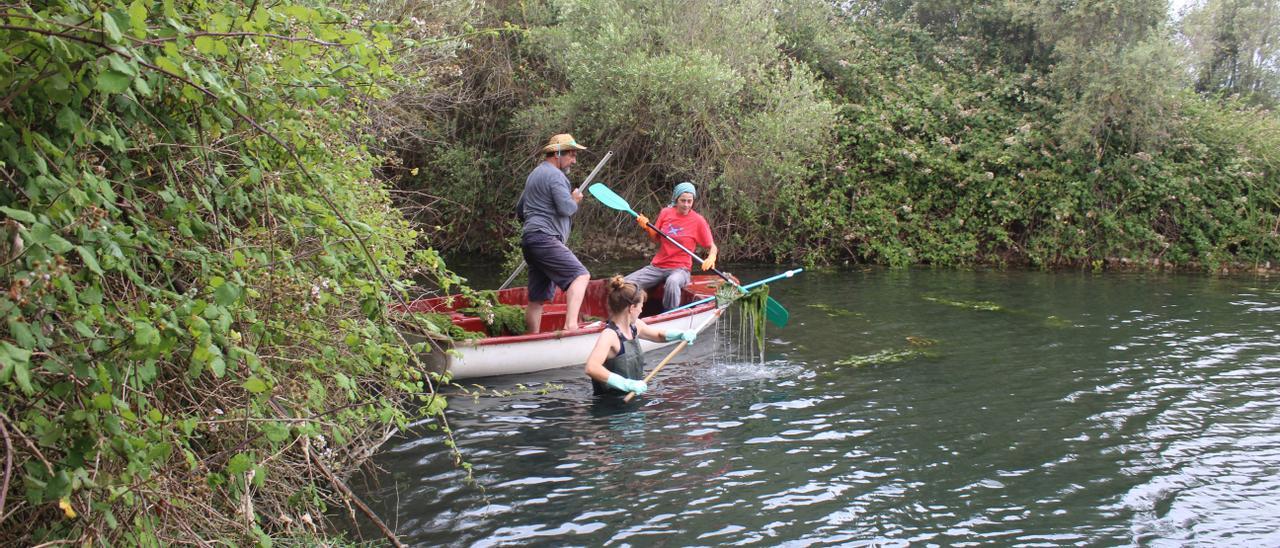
[650, 206, 714, 270]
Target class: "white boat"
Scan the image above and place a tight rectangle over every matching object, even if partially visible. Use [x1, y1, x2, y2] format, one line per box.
[400, 275, 725, 380]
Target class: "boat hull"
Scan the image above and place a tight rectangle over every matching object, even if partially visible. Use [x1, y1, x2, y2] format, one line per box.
[399, 275, 726, 380]
[448, 305, 718, 379]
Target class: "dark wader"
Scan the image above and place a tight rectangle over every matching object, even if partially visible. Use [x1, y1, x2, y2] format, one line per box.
[592, 321, 647, 398]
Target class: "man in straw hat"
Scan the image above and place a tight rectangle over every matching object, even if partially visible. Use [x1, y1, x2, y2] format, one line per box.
[516, 133, 591, 333]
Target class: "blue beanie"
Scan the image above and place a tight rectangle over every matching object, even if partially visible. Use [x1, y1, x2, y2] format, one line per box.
[670, 181, 697, 206]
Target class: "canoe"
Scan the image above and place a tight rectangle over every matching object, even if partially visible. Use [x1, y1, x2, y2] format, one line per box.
[399, 275, 726, 380]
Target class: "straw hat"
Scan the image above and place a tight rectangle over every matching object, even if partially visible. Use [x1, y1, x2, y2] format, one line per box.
[541, 133, 588, 153]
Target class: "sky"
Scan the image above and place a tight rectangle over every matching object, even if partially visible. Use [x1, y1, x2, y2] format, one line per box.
[1168, 0, 1198, 20]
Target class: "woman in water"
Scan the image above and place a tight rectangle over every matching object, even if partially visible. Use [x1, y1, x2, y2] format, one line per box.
[585, 275, 696, 400]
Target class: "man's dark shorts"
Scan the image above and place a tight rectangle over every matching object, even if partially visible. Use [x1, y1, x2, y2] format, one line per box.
[521, 232, 588, 302]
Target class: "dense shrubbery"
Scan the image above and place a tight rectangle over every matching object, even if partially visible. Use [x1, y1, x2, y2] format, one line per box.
[0, 0, 471, 543]
[753, 5, 1280, 268]
[391, 0, 1278, 271]
[2, 0, 1277, 543]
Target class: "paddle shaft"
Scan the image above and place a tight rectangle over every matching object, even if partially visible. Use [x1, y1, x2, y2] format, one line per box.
[640, 216, 788, 325]
[622, 341, 686, 403]
[499, 151, 615, 290]
[641, 218, 735, 287]
[587, 182, 791, 325]
[575, 150, 615, 194]
[623, 307, 724, 402]
[667, 268, 804, 314]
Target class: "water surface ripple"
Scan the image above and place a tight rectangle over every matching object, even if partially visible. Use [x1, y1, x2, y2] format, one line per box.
[357, 270, 1280, 546]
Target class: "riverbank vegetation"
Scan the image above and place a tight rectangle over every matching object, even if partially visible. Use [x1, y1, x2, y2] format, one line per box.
[0, 0, 477, 543]
[393, 0, 1279, 272]
[3, 0, 1278, 544]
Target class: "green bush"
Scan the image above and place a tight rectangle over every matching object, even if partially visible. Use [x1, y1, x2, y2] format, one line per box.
[0, 0, 467, 543]
[384, 0, 1278, 270]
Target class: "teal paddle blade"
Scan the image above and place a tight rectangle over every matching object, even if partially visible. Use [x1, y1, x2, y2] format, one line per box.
[765, 296, 789, 327]
[587, 183, 636, 216]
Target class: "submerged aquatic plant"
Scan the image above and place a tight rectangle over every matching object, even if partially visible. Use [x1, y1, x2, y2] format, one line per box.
[1044, 315, 1073, 328]
[922, 295, 1005, 311]
[835, 347, 938, 367]
[808, 303, 861, 317]
[906, 336, 938, 347]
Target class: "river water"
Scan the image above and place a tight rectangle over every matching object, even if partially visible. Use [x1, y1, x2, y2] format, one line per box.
[357, 267, 1280, 546]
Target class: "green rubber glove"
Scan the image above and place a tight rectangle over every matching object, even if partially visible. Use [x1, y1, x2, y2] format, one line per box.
[664, 330, 696, 345]
[606, 373, 647, 395]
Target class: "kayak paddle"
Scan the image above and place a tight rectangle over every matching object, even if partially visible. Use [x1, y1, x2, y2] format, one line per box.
[588, 183, 790, 326]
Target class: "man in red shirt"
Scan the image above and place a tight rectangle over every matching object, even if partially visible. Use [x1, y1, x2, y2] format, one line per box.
[624, 182, 719, 311]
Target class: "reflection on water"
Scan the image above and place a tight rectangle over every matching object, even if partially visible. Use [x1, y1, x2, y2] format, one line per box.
[355, 269, 1280, 546]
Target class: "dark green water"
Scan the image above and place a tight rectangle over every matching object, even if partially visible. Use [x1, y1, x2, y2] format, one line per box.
[358, 268, 1280, 546]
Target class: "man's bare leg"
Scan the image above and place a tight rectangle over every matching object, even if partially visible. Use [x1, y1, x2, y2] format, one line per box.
[525, 301, 544, 334]
[563, 274, 590, 331]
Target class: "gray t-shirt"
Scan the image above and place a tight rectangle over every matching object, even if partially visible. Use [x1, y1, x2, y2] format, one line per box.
[518, 161, 578, 243]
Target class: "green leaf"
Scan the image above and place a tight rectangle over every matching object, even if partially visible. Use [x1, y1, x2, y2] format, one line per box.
[147, 442, 173, 462]
[79, 284, 103, 305]
[93, 393, 113, 409]
[96, 70, 133, 94]
[0, 206, 36, 223]
[7, 320, 36, 348]
[242, 377, 268, 393]
[30, 133, 64, 160]
[283, 5, 318, 22]
[192, 340, 211, 362]
[27, 223, 73, 253]
[138, 360, 157, 383]
[194, 36, 216, 54]
[210, 13, 231, 32]
[227, 453, 252, 475]
[0, 342, 32, 392]
[209, 355, 225, 377]
[77, 246, 103, 275]
[55, 107, 84, 134]
[214, 281, 242, 306]
[0, 342, 32, 365]
[154, 56, 181, 75]
[133, 75, 152, 96]
[133, 321, 159, 347]
[128, 1, 148, 36]
[424, 394, 448, 416]
[107, 54, 138, 77]
[103, 12, 124, 43]
[261, 422, 290, 443]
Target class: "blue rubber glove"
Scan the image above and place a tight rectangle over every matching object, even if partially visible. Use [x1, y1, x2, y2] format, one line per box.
[606, 373, 647, 395]
[664, 330, 696, 345]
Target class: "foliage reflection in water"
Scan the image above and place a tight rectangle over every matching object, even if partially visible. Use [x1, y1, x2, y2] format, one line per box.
[354, 268, 1280, 546]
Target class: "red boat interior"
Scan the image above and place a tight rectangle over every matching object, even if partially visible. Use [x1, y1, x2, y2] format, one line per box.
[403, 275, 723, 336]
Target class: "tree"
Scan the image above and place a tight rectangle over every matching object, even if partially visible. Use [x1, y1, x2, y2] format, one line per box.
[1179, 0, 1280, 106]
